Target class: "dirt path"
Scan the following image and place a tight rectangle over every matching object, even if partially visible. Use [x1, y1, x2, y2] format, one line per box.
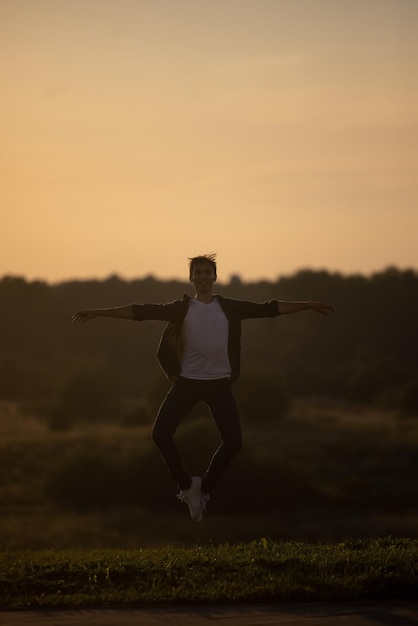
[1, 603, 417, 625]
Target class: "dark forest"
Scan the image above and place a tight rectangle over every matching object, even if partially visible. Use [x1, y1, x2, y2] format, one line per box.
[1, 267, 417, 425]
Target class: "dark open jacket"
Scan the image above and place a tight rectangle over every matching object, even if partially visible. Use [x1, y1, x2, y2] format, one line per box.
[132, 294, 280, 383]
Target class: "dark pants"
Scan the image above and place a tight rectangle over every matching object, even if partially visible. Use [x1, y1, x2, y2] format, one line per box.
[152, 377, 242, 493]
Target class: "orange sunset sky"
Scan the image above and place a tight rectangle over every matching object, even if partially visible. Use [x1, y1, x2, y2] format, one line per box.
[2, 0, 417, 284]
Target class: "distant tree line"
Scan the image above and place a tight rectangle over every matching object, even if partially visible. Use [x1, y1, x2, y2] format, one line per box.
[1, 267, 417, 425]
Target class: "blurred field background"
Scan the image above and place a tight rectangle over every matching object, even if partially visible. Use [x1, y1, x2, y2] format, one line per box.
[1, 268, 417, 548]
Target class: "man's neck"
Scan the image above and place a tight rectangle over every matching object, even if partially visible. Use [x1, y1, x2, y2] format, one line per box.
[195, 292, 214, 304]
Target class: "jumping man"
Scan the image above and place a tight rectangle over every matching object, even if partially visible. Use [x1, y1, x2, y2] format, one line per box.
[72, 254, 335, 522]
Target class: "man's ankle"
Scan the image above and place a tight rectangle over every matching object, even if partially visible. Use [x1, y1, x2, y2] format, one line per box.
[180, 477, 192, 491]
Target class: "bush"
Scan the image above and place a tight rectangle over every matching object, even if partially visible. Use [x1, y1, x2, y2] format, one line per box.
[46, 449, 128, 509]
[121, 403, 152, 427]
[235, 367, 290, 424]
[48, 405, 74, 432]
[61, 367, 121, 421]
[346, 348, 408, 403]
[401, 378, 418, 416]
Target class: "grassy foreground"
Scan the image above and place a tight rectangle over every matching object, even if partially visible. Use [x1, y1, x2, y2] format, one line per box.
[1, 537, 417, 608]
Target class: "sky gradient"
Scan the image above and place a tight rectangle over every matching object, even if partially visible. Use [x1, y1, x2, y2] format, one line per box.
[2, 0, 417, 283]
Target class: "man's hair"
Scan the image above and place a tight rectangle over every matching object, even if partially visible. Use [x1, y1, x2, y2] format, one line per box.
[188, 253, 217, 280]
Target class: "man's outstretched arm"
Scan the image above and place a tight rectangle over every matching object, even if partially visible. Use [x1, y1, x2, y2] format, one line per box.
[72, 305, 134, 324]
[276, 300, 335, 316]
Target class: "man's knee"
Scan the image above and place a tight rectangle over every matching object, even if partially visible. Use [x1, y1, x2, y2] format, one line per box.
[234, 436, 243, 455]
[151, 423, 167, 448]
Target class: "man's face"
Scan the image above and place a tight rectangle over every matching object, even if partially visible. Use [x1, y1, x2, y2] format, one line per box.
[190, 262, 216, 292]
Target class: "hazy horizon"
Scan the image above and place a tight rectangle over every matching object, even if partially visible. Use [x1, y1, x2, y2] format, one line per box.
[1, 262, 415, 287]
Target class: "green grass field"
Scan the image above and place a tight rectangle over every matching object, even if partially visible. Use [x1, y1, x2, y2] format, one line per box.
[1, 398, 418, 549]
[1, 401, 418, 608]
[1, 537, 418, 608]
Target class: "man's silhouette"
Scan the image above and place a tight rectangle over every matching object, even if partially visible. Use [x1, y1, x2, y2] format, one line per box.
[73, 254, 335, 521]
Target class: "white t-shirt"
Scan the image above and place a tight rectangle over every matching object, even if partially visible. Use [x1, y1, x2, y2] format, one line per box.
[180, 297, 231, 380]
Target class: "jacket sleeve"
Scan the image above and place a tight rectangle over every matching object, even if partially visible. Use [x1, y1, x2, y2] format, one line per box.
[131, 300, 182, 322]
[226, 298, 280, 320]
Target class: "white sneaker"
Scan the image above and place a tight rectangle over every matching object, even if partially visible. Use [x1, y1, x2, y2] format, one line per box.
[177, 476, 202, 522]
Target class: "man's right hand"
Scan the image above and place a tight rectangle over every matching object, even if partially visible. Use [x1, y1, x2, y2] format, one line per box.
[72, 310, 98, 324]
